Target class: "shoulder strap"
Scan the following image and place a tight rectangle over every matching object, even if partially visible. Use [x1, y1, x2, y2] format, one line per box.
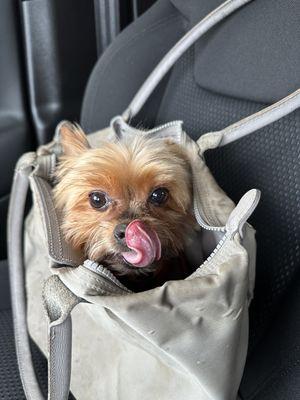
[197, 88, 300, 152]
[43, 276, 81, 400]
[121, 0, 300, 153]
[7, 1, 274, 398]
[8, 154, 44, 400]
[7, 154, 77, 400]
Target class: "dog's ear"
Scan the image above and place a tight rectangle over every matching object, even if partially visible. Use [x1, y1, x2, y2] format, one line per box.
[59, 122, 90, 156]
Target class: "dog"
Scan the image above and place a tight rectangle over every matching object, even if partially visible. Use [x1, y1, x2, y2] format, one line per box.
[53, 123, 195, 291]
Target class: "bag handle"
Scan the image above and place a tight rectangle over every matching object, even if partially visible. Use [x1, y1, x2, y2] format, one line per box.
[122, 0, 253, 121]
[197, 88, 300, 152]
[7, 1, 282, 398]
[43, 276, 81, 400]
[7, 154, 74, 400]
[121, 0, 300, 153]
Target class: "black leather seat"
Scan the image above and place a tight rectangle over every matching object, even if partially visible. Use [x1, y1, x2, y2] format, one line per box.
[81, 0, 300, 398]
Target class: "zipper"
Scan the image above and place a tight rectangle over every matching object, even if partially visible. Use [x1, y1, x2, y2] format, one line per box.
[193, 196, 226, 232]
[83, 260, 131, 293]
[145, 120, 183, 134]
[149, 120, 227, 233]
[201, 232, 230, 266]
[194, 205, 226, 232]
[112, 116, 225, 233]
[111, 116, 183, 137]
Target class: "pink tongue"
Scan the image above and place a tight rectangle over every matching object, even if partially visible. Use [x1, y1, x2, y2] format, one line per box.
[122, 220, 161, 268]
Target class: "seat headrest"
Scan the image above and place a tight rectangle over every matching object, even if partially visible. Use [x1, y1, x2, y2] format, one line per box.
[170, 0, 300, 103]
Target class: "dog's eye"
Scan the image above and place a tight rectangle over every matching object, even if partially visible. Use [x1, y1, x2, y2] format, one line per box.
[89, 191, 109, 210]
[148, 188, 169, 205]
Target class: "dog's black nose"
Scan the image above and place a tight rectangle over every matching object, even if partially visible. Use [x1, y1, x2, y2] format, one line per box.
[114, 223, 127, 243]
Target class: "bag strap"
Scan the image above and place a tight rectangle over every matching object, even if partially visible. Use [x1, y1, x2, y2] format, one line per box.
[43, 276, 81, 400]
[122, 0, 253, 121]
[8, 1, 283, 398]
[121, 0, 300, 153]
[197, 88, 300, 152]
[7, 154, 77, 400]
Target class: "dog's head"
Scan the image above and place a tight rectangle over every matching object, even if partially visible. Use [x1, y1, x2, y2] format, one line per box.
[54, 123, 194, 278]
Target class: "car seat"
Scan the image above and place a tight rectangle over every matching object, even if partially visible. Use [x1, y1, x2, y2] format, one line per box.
[81, 1, 300, 399]
[2, 0, 299, 398]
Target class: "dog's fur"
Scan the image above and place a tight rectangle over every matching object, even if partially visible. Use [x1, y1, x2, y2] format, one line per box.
[54, 124, 194, 291]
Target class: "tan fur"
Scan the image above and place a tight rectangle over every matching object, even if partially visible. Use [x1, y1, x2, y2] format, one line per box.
[54, 124, 195, 291]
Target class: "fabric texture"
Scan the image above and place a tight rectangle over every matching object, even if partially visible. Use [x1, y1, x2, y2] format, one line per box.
[240, 271, 300, 400]
[81, 0, 185, 132]
[0, 260, 74, 400]
[156, 47, 300, 354]
[170, 0, 300, 103]
[23, 121, 257, 400]
[155, 46, 300, 397]
[12, 0, 300, 398]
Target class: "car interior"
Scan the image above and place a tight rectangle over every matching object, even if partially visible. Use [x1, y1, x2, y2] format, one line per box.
[0, 0, 299, 398]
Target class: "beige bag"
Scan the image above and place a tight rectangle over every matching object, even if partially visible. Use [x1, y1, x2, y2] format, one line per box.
[22, 117, 258, 400]
[7, 0, 300, 399]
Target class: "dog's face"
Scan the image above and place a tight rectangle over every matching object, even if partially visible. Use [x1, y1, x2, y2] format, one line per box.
[54, 124, 194, 279]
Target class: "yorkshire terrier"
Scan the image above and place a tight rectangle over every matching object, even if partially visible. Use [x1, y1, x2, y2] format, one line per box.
[53, 123, 195, 291]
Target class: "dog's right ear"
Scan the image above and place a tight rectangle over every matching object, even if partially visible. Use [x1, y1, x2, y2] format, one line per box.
[58, 121, 90, 156]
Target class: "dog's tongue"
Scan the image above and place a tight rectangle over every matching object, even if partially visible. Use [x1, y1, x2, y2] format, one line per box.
[122, 220, 161, 268]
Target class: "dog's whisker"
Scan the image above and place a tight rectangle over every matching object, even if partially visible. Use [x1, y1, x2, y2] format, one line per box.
[53, 122, 195, 291]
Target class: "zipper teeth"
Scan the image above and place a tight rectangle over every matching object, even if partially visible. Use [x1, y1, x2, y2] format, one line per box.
[193, 180, 226, 232]
[114, 116, 223, 233]
[114, 117, 183, 138]
[84, 231, 230, 291]
[97, 267, 125, 288]
[201, 232, 230, 266]
[113, 116, 182, 134]
[194, 201, 226, 232]
[147, 120, 183, 133]
[196, 219, 226, 232]
[84, 118, 230, 286]
[83, 261, 131, 292]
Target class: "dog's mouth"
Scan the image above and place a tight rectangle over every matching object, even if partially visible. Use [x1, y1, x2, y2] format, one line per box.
[121, 220, 161, 268]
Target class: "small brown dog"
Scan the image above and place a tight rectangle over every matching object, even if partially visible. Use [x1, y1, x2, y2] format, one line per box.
[54, 123, 195, 291]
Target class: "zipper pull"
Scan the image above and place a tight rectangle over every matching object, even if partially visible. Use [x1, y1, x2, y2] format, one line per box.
[226, 189, 261, 238]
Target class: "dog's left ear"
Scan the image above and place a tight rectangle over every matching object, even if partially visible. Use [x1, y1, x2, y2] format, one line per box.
[59, 121, 90, 156]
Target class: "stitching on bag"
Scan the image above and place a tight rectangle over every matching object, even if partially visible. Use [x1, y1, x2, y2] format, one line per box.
[34, 178, 59, 259]
[39, 179, 64, 260]
[34, 177, 78, 264]
[30, 179, 49, 251]
[37, 177, 80, 265]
